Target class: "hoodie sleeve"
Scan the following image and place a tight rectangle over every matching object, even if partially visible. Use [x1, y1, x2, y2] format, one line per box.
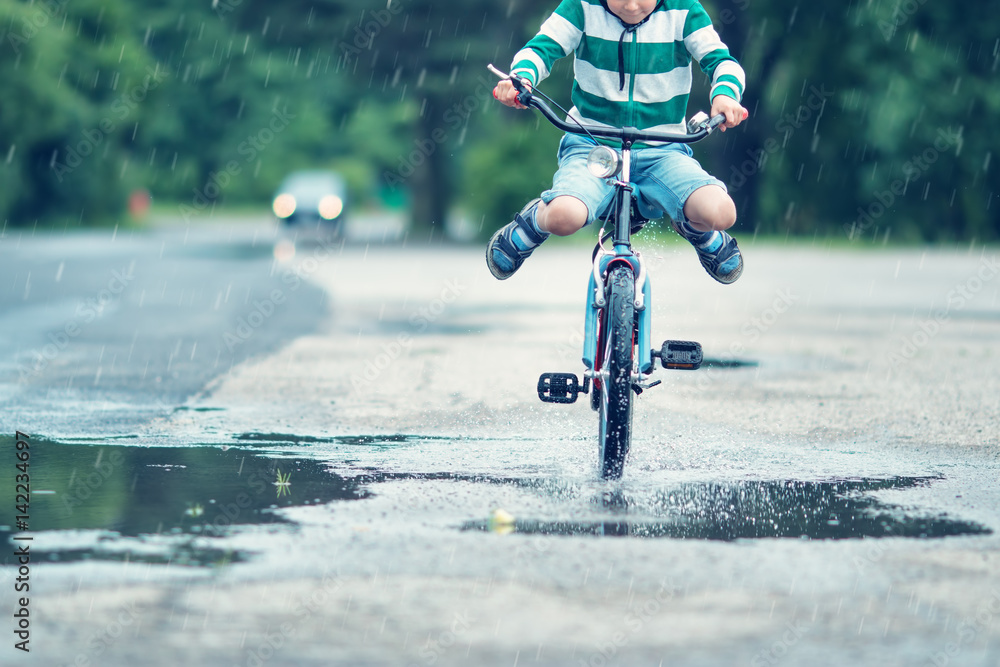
[509, 0, 585, 86]
[682, 2, 745, 103]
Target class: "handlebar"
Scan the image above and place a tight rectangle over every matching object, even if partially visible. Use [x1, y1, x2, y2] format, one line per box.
[488, 64, 725, 145]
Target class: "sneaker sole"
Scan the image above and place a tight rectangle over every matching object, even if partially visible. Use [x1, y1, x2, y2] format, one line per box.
[704, 252, 743, 284]
[486, 199, 544, 281]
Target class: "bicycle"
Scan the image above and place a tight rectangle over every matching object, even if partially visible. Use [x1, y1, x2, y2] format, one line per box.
[488, 64, 726, 480]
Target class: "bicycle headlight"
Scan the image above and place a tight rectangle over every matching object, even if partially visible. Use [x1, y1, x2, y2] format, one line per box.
[587, 146, 621, 179]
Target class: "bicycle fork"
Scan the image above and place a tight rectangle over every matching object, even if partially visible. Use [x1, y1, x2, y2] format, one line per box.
[537, 250, 704, 404]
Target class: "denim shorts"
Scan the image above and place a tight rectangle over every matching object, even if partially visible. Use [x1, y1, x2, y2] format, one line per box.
[540, 132, 726, 225]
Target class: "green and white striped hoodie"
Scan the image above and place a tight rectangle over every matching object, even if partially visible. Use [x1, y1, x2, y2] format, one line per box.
[510, 0, 745, 141]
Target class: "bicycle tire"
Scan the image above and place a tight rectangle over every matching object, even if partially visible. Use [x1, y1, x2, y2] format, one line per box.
[598, 266, 635, 479]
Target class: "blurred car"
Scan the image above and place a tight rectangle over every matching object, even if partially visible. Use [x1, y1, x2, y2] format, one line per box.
[271, 170, 347, 239]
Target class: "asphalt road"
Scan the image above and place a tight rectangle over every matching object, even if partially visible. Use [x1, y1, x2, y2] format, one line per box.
[0, 219, 328, 435]
[1, 217, 999, 667]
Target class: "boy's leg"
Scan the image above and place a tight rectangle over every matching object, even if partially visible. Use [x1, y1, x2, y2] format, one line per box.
[635, 144, 743, 284]
[682, 185, 737, 233]
[486, 195, 589, 279]
[486, 134, 611, 280]
[537, 196, 589, 236]
[674, 184, 743, 283]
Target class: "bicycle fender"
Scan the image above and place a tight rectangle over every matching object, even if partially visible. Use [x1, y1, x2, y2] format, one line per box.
[583, 271, 599, 370]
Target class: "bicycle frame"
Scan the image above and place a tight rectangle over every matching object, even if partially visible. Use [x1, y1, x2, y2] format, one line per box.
[582, 148, 654, 374]
[490, 64, 721, 476]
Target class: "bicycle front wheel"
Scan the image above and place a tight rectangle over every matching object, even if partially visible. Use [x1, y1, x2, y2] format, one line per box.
[598, 265, 635, 479]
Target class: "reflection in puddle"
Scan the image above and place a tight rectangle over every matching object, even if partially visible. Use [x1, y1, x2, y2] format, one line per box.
[0, 436, 365, 567]
[462, 477, 992, 541]
[29, 537, 247, 568]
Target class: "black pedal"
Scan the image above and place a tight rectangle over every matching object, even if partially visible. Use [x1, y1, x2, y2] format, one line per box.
[654, 340, 703, 370]
[538, 373, 588, 404]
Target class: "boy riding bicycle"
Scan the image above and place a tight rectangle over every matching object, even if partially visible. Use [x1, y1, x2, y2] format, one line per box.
[488, 0, 748, 284]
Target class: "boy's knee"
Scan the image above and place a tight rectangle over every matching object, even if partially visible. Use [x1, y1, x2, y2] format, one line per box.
[539, 197, 588, 236]
[685, 187, 737, 231]
[710, 198, 737, 231]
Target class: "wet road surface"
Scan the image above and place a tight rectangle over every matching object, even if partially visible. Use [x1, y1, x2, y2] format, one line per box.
[1, 220, 327, 435]
[1, 218, 999, 666]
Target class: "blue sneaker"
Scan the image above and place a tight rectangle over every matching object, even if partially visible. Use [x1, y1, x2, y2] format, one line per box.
[672, 219, 744, 284]
[486, 199, 547, 280]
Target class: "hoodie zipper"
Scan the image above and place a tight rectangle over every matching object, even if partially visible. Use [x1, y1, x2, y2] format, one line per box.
[626, 30, 638, 128]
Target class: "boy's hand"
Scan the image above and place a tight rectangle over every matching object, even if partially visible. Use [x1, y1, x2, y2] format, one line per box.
[711, 95, 749, 132]
[493, 79, 531, 110]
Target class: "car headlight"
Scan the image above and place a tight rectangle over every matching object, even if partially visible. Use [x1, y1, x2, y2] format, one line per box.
[273, 194, 296, 218]
[587, 146, 621, 179]
[318, 195, 344, 220]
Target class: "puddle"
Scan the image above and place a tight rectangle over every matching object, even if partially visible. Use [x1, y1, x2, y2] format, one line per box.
[461, 477, 992, 541]
[0, 436, 366, 567]
[4, 433, 991, 569]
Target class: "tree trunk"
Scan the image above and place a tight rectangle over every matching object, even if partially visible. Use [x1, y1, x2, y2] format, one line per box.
[408, 96, 451, 241]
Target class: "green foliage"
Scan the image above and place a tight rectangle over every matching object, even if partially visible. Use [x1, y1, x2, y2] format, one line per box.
[133, 0, 351, 210]
[0, 0, 153, 224]
[0, 0, 996, 241]
[461, 104, 563, 230]
[702, 0, 998, 242]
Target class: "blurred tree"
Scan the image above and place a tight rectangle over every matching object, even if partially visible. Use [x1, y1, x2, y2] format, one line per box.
[0, 0, 153, 226]
[133, 0, 354, 211]
[0, 0, 996, 241]
[459, 57, 575, 235]
[704, 0, 999, 242]
[861, 0, 999, 241]
[330, 0, 541, 236]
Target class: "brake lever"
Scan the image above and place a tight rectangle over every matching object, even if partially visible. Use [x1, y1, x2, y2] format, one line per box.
[487, 63, 534, 107]
[515, 85, 534, 108]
